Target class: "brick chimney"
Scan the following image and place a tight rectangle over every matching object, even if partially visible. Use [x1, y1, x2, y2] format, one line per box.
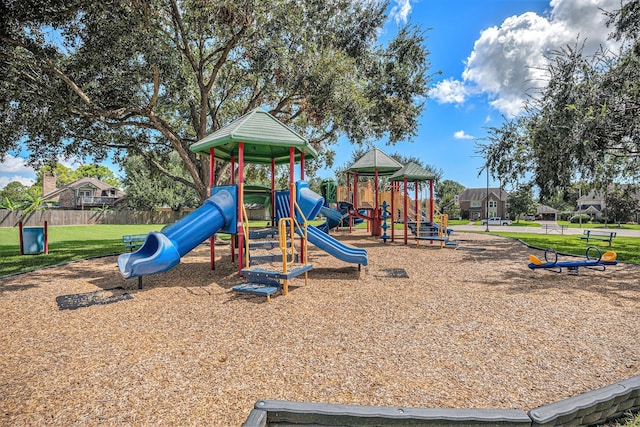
[42, 171, 57, 196]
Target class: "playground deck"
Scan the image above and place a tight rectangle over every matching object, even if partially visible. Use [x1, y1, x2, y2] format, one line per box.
[0, 231, 638, 426]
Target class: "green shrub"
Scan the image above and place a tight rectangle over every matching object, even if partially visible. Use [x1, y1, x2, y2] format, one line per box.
[570, 214, 591, 223]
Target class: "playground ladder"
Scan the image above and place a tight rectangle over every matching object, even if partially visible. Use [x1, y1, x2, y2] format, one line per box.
[232, 199, 312, 302]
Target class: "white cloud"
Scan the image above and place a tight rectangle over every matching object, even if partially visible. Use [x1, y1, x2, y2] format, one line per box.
[453, 130, 476, 140]
[0, 153, 34, 175]
[430, 78, 470, 104]
[0, 175, 35, 189]
[435, 0, 622, 116]
[0, 154, 37, 189]
[390, 0, 412, 25]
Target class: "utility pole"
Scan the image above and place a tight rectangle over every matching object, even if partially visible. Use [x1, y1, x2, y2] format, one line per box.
[485, 166, 490, 232]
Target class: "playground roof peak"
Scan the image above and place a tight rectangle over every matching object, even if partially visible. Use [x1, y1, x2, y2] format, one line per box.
[389, 161, 437, 182]
[347, 148, 402, 176]
[190, 107, 318, 164]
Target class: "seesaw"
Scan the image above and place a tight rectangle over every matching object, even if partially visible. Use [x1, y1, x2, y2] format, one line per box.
[528, 246, 617, 274]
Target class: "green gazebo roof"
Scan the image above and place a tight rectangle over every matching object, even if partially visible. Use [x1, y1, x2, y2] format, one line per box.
[347, 148, 403, 176]
[389, 161, 437, 182]
[190, 107, 318, 164]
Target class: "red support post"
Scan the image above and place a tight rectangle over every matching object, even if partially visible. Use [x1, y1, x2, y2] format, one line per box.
[237, 143, 245, 275]
[18, 221, 24, 255]
[230, 155, 235, 262]
[299, 152, 305, 260]
[403, 178, 408, 245]
[353, 171, 358, 210]
[44, 220, 48, 254]
[209, 148, 215, 270]
[429, 179, 434, 225]
[289, 147, 295, 221]
[372, 168, 379, 236]
[271, 158, 276, 227]
[352, 171, 358, 234]
[391, 181, 395, 242]
[415, 181, 419, 223]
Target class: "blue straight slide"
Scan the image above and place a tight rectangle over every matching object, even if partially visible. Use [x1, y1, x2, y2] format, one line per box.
[275, 182, 368, 266]
[304, 225, 368, 266]
[118, 186, 237, 278]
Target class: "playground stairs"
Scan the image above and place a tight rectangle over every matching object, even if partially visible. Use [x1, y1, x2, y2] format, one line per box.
[407, 222, 459, 247]
[233, 226, 311, 301]
[247, 228, 297, 265]
[233, 264, 313, 302]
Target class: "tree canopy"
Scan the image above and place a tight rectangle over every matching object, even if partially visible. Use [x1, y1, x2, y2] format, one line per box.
[434, 179, 464, 217]
[477, 1, 640, 202]
[121, 153, 200, 211]
[1, 0, 433, 201]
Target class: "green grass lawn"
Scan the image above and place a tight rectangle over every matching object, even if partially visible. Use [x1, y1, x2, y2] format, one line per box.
[557, 221, 640, 230]
[3, 221, 640, 277]
[492, 231, 640, 264]
[0, 224, 166, 277]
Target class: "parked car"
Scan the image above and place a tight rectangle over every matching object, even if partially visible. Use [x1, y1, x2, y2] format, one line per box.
[480, 217, 512, 226]
[525, 214, 536, 221]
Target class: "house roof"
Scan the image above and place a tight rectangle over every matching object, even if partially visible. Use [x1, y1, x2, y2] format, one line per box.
[347, 148, 403, 176]
[189, 107, 318, 164]
[458, 187, 509, 202]
[578, 185, 640, 203]
[536, 204, 557, 214]
[43, 177, 125, 199]
[389, 162, 436, 182]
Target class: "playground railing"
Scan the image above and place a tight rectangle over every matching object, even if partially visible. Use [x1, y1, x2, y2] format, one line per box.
[292, 200, 309, 266]
[241, 202, 251, 268]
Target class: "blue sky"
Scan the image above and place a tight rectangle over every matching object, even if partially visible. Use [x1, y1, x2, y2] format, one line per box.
[318, 0, 622, 188]
[0, 0, 623, 191]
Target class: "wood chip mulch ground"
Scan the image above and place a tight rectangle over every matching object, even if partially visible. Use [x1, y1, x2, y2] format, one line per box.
[1, 231, 638, 425]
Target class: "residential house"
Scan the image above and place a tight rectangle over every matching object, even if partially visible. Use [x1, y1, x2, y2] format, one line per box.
[42, 172, 127, 210]
[535, 204, 558, 221]
[576, 187, 640, 221]
[576, 189, 605, 219]
[457, 187, 509, 220]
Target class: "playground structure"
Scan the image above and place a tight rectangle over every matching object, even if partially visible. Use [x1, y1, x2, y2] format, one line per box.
[337, 151, 456, 248]
[117, 108, 368, 299]
[528, 246, 618, 274]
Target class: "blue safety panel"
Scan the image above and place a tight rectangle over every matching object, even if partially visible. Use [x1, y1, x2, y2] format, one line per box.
[249, 229, 278, 239]
[250, 254, 299, 266]
[249, 240, 281, 249]
[232, 283, 280, 297]
[241, 264, 313, 281]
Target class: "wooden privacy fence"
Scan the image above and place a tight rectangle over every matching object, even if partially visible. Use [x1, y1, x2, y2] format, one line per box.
[0, 209, 192, 228]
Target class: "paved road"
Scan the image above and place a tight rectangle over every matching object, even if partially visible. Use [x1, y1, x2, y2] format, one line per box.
[449, 221, 640, 237]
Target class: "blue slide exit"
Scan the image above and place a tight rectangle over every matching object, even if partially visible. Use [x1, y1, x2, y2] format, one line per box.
[304, 225, 368, 266]
[117, 186, 237, 278]
[276, 181, 368, 266]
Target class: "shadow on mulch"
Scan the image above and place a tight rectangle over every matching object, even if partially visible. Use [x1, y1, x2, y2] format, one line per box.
[56, 287, 132, 310]
[374, 268, 409, 279]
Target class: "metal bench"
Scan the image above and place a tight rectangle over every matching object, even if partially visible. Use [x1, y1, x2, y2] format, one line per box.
[578, 229, 616, 246]
[122, 234, 147, 252]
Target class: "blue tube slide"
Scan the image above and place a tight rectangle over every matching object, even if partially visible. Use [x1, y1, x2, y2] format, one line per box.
[117, 186, 237, 278]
